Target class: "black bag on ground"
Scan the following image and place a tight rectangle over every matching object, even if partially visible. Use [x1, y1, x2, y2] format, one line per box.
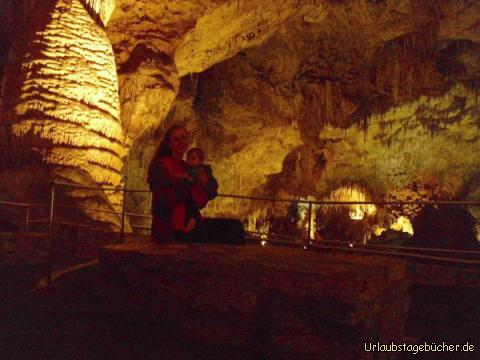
[176, 218, 245, 245]
[203, 218, 245, 245]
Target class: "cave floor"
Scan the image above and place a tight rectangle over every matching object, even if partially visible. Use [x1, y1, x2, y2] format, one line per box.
[0, 261, 258, 360]
[0, 306, 255, 359]
[1, 300, 478, 360]
[0, 245, 479, 359]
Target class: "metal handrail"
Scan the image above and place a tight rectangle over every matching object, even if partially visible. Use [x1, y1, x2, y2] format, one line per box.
[2, 180, 479, 286]
[52, 180, 151, 193]
[313, 238, 480, 255]
[131, 224, 151, 231]
[306, 242, 480, 265]
[51, 180, 480, 206]
[3, 183, 479, 210]
[216, 193, 480, 206]
[0, 200, 49, 208]
[260, 237, 480, 265]
[126, 212, 152, 219]
[3, 183, 480, 243]
[56, 204, 122, 216]
[251, 230, 480, 256]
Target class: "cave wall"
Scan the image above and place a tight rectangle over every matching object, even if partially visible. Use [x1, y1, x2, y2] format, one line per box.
[124, 1, 480, 232]
[1, 0, 480, 234]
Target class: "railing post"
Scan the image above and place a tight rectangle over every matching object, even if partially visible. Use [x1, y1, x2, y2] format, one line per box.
[47, 182, 56, 286]
[268, 200, 274, 240]
[305, 202, 312, 249]
[120, 188, 127, 243]
[25, 206, 30, 232]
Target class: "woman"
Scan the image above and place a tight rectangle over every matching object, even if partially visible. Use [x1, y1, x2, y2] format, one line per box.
[147, 125, 211, 242]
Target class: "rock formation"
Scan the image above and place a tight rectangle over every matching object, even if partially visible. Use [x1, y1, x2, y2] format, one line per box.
[0, 0, 124, 228]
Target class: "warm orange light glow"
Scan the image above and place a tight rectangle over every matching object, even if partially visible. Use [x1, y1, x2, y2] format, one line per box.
[327, 185, 376, 220]
[390, 216, 414, 235]
[373, 225, 386, 236]
[297, 197, 317, 239]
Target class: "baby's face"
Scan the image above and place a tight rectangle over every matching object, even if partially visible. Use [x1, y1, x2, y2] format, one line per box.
[187, 152, 203, 167]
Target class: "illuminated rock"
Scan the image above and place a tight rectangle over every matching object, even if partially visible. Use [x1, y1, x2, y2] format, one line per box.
[0, 0, 125, 229]
[1, 0, 480, 233]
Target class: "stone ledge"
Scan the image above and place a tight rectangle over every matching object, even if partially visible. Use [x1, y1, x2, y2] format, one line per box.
[100, 243, 409, 359]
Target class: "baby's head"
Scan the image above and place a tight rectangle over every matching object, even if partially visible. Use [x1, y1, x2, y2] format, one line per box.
[186, 147, 204, 167]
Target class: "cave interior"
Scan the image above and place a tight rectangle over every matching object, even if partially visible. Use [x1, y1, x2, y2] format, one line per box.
[0, 0, 480, 358]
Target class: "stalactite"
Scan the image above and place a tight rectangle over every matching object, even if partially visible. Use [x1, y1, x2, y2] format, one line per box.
[324, 185, 376, 220]
[81, 0, 115, 27]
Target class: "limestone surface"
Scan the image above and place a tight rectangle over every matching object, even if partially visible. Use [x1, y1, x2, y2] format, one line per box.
[1, 0, 480, 233]
[100, 242, 409, 358]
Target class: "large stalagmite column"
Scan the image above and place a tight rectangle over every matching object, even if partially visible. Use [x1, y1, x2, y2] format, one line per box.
[0, 0, 125, 229]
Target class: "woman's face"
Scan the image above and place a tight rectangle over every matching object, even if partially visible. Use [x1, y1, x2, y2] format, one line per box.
[168, 127, 190, 158]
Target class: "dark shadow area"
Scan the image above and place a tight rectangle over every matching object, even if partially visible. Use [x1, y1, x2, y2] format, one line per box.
[411, 205, 479, 250]
[1, 241, 479, 359]
[0, 263, 260, 360]
[399, 284, 480, 360]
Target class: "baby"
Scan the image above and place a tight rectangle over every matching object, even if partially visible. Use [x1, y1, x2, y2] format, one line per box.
[185, 147, 218, 200]
[171, 147, 218, 233]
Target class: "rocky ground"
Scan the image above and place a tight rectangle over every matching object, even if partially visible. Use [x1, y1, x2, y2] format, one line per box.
[1, 235, 478, 359]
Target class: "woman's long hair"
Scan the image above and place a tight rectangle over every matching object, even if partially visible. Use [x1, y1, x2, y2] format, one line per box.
[147, 125, 186, 185]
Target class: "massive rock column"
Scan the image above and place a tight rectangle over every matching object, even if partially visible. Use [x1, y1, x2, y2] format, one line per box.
[0, 0, 124, 228]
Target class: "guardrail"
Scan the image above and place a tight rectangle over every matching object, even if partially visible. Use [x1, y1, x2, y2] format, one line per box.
[2, 181, 480, 285]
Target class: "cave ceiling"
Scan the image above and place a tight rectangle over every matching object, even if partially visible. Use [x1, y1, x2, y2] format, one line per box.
[108, 0, 480, 75]
[2, 0, 480, 137]
[104, 0, 480, 141]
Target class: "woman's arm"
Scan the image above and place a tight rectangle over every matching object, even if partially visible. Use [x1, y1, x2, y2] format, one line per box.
[161, 157, 193, 183]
